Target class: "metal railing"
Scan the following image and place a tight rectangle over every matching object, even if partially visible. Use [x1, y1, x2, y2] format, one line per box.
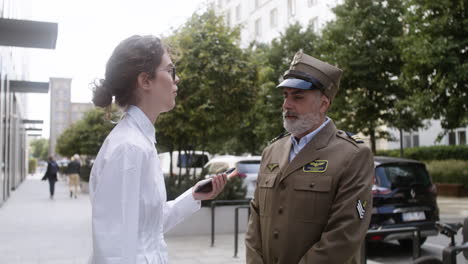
[362, 226, 421, 263]
[210, 199, 250, 247]
[234, 205, 251, 257]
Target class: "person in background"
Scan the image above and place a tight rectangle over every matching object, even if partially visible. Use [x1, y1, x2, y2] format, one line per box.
[89, 35, 228, 263]
[41, 156, 59, 200]
[66, 154, 81, 199]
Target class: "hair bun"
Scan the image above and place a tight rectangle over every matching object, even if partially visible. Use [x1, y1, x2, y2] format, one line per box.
[92, 79, 113, 108]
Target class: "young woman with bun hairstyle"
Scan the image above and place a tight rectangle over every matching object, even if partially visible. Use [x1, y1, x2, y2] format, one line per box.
[89, 35, 227, 264]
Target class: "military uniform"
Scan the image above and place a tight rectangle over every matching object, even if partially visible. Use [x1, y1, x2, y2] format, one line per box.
[245, 51, 374, 264]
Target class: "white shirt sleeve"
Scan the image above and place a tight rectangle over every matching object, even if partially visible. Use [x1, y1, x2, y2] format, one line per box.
[162, 187, 201, 233]
[91, 144, 144, 264]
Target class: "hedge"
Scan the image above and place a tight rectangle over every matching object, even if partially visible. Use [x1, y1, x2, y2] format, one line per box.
[426, 160, 468, 187]
[376, 145, 468, 161]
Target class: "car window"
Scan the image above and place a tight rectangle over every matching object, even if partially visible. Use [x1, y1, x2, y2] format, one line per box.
[177, 154, 209, 168]
[207, 162, 229, 174]
[236, 161, 260, 174]
[375, 163, 431, 189]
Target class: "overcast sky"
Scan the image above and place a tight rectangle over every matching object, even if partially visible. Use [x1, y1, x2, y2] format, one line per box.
[23, 0, 208, 138]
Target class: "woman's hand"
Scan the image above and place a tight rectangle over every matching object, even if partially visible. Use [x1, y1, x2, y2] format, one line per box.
[192, 173, 228, 200]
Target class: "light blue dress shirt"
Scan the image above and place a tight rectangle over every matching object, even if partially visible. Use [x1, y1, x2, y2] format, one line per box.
[289, 117, 331, 162]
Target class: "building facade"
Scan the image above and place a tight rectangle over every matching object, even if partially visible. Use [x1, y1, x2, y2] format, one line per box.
[49, 77, 93, 158]
[211, 0, 342, 47]
[0, 0, 57, 206]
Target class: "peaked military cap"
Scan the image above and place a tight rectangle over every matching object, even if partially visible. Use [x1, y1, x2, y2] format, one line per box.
[277, 50, 343, 101]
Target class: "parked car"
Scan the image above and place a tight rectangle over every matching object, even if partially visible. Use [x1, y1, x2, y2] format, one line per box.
[158, 151, 211, 178]
[203, 155, 261, 199]
[369, 156, 440, 248]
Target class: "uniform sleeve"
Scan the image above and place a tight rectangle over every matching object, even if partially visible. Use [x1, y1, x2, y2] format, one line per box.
[302, 146, 374, 263]
[91, 145, 143, 264]
[162, 187, 201, 233]
[245, 180, 265, 264]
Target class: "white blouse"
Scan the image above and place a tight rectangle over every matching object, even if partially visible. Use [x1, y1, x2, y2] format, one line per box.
[89, 105, 201, 264]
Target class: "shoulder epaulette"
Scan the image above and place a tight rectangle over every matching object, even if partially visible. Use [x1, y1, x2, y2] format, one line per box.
[345, 131, 365, 144]
[269, 132, 291, 145]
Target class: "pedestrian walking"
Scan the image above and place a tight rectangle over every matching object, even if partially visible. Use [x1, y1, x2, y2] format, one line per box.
[41, 156, 59, 200]
[89, 35, 228, 264]
[245, 51, 374, 264]
[66, 154, 81, 199]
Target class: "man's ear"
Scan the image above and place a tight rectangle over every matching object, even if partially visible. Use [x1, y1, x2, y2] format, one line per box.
[137, 72, 151, 91]
[320, 94, 331, 114]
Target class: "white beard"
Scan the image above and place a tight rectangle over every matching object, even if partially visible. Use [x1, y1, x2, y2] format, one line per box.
[283, 111, 321, 137]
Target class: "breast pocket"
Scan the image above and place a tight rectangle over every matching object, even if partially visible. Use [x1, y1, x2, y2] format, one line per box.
[257, 173, 278, 217]
[293, 175, 332, 223]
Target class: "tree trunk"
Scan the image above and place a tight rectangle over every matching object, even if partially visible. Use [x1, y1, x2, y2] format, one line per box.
[369, 128, 376, 154]
[399, 128, 404, 157]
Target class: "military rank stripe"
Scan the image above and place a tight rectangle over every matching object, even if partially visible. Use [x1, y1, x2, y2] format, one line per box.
[356, 200, 365, 220]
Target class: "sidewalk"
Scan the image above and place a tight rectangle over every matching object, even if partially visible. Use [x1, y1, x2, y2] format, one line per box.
[1, 175, 467, 264]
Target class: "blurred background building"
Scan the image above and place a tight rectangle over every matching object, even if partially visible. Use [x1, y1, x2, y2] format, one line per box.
[48, 77, 93, 157]
[0, 0, 58, 206]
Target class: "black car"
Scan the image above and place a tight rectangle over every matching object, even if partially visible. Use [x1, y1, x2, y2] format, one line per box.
[369, 156, 439, 248]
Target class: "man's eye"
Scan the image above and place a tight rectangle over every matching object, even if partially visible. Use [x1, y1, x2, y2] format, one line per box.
[294, 96, 304, 100]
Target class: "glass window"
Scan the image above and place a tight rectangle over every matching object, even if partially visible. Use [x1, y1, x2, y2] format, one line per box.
[226, 9, 231, 27]
[177, 154, 209, 168]
[448, 132, 456, 145]
[375, 163, 431, 189]
[288, 0, 296, 17]
[236, 4, 241, 21]
[308, 0, 317, 7]
[458, 131, 466, 145]
[403, 134, 412, 148]
[310, 17, 318, 32]
[255, 0, 260, 9]
[270, 8, 278, 28]
[412, 134, 419, 147]
[255, 18, 262, 37]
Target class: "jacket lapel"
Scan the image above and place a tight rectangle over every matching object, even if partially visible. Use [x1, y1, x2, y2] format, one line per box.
[279, 121, 337, 183]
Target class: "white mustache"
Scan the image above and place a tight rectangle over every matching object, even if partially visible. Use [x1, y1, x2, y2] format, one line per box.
[283, 111, 298, 118]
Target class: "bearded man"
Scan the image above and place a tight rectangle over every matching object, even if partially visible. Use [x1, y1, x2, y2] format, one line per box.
[245, 51, 374, 264]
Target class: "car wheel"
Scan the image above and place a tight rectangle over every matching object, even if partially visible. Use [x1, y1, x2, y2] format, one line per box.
[398, 237, 427, 249]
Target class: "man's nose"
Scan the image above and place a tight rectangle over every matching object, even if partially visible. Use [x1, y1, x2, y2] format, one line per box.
[283, 97, 293, 111]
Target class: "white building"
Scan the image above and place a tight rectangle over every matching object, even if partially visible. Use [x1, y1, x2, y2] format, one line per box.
[211, 0, 342, 47]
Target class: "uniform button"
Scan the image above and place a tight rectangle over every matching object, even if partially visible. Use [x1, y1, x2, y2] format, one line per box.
[273, 230, 279, 239]
[280, 182, 287, 190]
[338, 130, 343, 134]
[278, 207, 283, 214]
[309, 183, 315, 188]
[265, 180, 269, 184]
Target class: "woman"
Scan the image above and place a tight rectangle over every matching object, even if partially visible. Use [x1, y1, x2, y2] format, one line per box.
[89, 35, 227, 264]
[41, 156, 58, 200]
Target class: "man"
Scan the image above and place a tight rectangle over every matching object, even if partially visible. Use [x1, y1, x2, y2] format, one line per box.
[245, 51, 374, 264]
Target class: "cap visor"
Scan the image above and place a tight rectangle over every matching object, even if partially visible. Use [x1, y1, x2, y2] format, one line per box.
[276, 78, 313, 90]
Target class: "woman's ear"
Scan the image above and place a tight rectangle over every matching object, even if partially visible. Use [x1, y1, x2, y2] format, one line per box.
[137, 72, 151, 91]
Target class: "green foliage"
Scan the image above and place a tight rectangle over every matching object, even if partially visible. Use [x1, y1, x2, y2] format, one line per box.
[29, 138, 48, 161]
[376, 145, 468, 160]
[318, 0, 419, 153]
[157, 8, 259, 156]
[28, 158, 37, 174]
[426, 160, 468, 187]
[56, 107, 118, 157]
[400, 0, 468, 130]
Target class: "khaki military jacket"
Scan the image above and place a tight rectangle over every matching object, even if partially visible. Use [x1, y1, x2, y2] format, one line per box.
[246, 121, 374, 264]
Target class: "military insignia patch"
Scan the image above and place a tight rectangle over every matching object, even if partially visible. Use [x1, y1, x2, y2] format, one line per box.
[303, 160, 328, 173]
[345, 131, 365, 144]
[267, 163, 279, 172]
[356, 200, 366, 220]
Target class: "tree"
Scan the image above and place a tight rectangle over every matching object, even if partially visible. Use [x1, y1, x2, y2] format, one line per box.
[56, 108, 118, 157]
[157, 9, 258, 157]
[400, 0, 468, 132]
[319, 0, 421, 153]
[252, 23, 319, 149]
[29, 138, 48, 161]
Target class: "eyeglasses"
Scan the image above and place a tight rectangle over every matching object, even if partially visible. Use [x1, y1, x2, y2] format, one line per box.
[158, 66, 176, 82]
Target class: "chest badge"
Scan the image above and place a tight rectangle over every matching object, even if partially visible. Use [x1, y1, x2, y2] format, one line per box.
[267, 163, 279, 172]
[303, 160, 328, 173]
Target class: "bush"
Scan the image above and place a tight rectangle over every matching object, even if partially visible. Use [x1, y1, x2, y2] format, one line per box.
[28, 158, 37, 174]
[426, 160, 468, 187]
[376, 145, 468, 160]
